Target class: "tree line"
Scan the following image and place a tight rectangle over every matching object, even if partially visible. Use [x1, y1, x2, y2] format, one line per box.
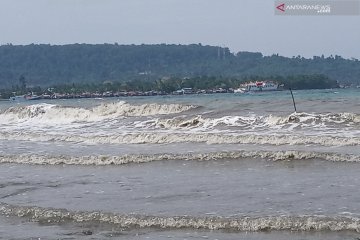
[0, 74, 338, 99]
[0, 44, 359, 91]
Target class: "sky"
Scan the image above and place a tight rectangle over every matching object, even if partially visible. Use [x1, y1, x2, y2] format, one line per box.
[0, 0, 359, 58]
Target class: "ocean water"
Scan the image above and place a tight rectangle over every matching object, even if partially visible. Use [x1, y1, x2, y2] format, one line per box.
[0, 88, 359, 239]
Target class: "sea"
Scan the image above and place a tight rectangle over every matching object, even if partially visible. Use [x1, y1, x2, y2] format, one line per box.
[0, 88, 359, 240]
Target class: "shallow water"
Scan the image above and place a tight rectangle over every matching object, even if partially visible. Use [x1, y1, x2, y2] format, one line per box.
[0, 88, 359, 239]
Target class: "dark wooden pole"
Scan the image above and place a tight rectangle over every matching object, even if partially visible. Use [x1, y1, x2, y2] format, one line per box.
[289, 88, 297, 112]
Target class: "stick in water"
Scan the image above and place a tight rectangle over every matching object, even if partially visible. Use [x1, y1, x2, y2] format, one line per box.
[289, 88, 297, 112]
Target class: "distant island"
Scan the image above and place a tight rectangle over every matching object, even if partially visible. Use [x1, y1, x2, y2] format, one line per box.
[0, 43, 358, 98]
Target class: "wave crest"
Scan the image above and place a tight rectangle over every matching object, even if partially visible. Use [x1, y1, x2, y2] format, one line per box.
[1, 151, 358, 165]
[267, 112, 360, 126]
[0, 102, 196, 123]
[141, 112, 360, 131]
[1, 132, 358, 146]
[1, 203, 360, 232]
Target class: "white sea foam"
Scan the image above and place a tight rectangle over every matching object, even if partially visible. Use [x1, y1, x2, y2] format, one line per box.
[1, 103, 358, 129]
[0, 131, 358, 146]
[0, 102, 196, 124]
[0, 150, 358, 165]
[266, 112, 360, 125]
[1, 203, 360, 232]
[150, 112, 360, 130]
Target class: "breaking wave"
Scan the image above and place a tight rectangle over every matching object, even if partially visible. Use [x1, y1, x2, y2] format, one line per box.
[0, 102, 196, 124]
[0, 150, 358, 165]
[1, 203, 360, 232]
[149, 112, 360, 130]
[267, 112, 360, 126]
[1, 103, 358, 130]
[0, 132, 358, 146]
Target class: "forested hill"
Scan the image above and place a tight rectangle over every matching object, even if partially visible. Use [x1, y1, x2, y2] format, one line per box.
[0, 43, 359, 88]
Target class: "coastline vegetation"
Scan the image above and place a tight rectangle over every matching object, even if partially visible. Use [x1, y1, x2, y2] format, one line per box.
[1, 43, 354, 99]
[0, 44, 359, 90]
[0, 74, 339, 99]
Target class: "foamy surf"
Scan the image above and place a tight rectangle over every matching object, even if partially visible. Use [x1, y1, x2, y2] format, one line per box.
[0, 150, 358, 165]
[151, 112, 360, 130]
[0, 131, 358, 146]
[267, 112, 360, 125]
[1, 89, 359, 239]
[1, 203, 360, 232]
[1, 102, 358, 129]
[0, 102, 197, 124]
